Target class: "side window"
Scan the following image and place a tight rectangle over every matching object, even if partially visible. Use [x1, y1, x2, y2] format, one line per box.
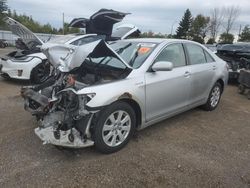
[204, 50, 215, 63]
[70, 39, 81, 46]
[154, 43, 186, 67]
[186, 43, 207, 65]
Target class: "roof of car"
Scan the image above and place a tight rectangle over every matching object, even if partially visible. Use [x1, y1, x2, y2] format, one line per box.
[122, 38, 193, 44]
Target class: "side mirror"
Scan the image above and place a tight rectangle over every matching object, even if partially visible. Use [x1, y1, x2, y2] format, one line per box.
[151, 61, 173, 72]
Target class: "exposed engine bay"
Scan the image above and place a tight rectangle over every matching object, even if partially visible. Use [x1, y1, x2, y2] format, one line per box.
[21, 39, 131, 148]
[216, 44, 250, 79]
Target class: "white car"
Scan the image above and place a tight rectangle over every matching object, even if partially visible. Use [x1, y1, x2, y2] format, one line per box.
[0, 9, 140, 83]
[0, 31, 99, 83]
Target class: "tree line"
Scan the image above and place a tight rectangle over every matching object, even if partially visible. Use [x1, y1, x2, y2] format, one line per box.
[143, 7, 250, 44]
[0, 0, 79, 34]
[0, 0, 249, 43]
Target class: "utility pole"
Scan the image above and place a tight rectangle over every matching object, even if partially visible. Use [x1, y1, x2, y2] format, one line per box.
[238, 24, 242, 42]
[170, 20, 177, 38]
[238, 24, 242, 36]
[62, 12, 65, 35]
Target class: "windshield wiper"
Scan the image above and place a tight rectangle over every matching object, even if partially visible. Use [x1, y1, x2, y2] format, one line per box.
[129, 45, 141, 66]
[115, 43, 132, 54]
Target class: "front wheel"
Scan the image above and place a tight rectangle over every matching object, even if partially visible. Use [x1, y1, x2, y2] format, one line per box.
[93, 101, 136, 154]
[202, 82, 222, 111]
[30, 62, 50, 84]
[247, 91, 250, 100]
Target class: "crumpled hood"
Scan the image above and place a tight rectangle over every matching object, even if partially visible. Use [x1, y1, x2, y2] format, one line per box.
[41, 39, 132, 72]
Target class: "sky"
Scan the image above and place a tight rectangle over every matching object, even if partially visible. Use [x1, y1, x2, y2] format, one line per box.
[7, 0, 250, 34]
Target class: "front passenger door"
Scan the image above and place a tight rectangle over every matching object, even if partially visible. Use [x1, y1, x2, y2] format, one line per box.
[145, 43, 191, 122]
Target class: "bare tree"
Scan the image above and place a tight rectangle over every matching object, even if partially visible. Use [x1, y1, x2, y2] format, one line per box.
[209, 8, 224, 40]
[223, 6, 240, 34]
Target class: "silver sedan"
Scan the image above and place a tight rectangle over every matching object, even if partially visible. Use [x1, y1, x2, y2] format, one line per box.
[22, 38, 229, 153]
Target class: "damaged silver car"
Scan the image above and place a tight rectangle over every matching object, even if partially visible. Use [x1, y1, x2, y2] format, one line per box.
[21, 38, 228, 153]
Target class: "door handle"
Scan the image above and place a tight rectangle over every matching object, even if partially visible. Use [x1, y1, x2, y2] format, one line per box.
[213, 65, 217, 70]
[184, 71, 191, 77]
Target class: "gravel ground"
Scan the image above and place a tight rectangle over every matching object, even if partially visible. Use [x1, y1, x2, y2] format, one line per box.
[0, 48, 250, 188]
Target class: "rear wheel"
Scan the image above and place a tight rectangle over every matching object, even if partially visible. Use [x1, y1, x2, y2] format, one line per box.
[93, 101, 136, 154]
[202, 82, 222, 111]
[30, 62, 50, 84]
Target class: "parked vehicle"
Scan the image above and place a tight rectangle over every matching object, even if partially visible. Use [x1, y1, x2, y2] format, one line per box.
[21, 38, 228, 153]
[0, 9, 140, 83]
[238, 69, 250, 99]
[204, 44, 217, 53]
[0, 39, 8, 48]
[216, 43, 250, 80]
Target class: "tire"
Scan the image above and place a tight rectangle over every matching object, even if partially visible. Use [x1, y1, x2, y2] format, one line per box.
[202, 82, 222, 111]
[93, 101, 136, 154]
[0, 42, 4, 48]
[30, 63, 50, 84]
[238, 84, 245, 94]
[247, 91, 250, 100]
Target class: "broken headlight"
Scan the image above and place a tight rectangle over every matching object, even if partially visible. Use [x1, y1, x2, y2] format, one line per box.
[11, 56, 34, 62]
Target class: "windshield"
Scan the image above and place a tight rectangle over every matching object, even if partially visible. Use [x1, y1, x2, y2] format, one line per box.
[48, 35, 77, 44]
[109, 41, 157, 68]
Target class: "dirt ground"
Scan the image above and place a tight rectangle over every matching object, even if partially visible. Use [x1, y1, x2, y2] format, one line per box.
[0, 48, 250, 188]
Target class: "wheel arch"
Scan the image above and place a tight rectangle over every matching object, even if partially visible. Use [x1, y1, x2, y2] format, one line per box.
[30, 58, 49, 83]
[28, 57, 44, 79]
[117, 98, 142, 129]
[216, 78, 225, 93]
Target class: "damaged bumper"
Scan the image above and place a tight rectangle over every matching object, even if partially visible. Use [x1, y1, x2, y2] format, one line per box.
[21, 85, 98, 148]
[0, 57, 42, 80]
[35, 127, 94, 148]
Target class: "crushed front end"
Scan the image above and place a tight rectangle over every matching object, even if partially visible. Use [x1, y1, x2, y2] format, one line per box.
[21, 39, 132, 148]
[21, 74, 97, 148]
[216, 44, 250, 80]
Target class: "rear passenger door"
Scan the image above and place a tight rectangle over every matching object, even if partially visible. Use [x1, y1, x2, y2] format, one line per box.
[184, 43, 216, 105]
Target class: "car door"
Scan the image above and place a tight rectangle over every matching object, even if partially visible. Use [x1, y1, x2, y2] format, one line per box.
[184, 43, 217, 105]
[145, 43, 191, 122]
[69, 9, 129, 37]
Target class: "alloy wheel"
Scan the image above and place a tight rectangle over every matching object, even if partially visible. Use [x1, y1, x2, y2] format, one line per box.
[210, 86, 221, 107]
[102, 110, 131, 147]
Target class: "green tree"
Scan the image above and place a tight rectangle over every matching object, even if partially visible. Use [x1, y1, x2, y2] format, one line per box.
[5, 10, 61, 34]
[176, 9, 192, 39]
[0, 0, 7, 14]
[0, 0, 8, 28]
[206, 38, 215, 44]
[239, 25, 250, 42]
[219, 32, 234, 44]
[190, 14, 210, 44]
